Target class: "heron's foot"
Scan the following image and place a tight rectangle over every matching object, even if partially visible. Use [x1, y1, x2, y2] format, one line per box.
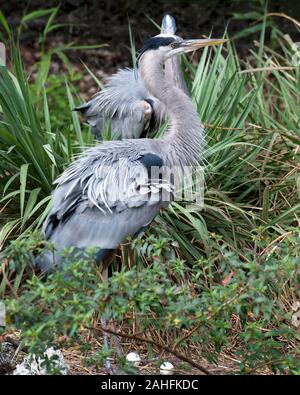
[103, 335, 124, 374]
[106, 332, 125, 373]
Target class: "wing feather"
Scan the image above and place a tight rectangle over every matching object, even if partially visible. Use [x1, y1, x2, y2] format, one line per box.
[42, 145, 172, 269]
[75, 68, 164, 140]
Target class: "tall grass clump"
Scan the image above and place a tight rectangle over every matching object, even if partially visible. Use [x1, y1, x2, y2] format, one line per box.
[0, 8, 103, 247]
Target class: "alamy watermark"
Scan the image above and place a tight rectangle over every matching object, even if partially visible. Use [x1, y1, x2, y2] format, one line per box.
[0, 302, 5, 327]
[0, 42, 6, 66]
[291, 42, 300, 66]
[94, 163, 205, 209]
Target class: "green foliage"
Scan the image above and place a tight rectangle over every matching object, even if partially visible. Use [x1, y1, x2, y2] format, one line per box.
[157, 26, 300, 262]
[5, 229, 300, 374]
[0, 10, 99, 247]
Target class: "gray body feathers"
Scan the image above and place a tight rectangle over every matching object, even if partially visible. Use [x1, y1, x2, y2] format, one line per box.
[38, 139, 173, 271]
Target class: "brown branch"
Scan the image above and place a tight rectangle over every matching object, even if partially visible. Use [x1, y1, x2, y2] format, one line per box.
[246, 358, 287, 374]
[259, 231, 293, 256]
[88, 325, 211, 375]
[4, 336, 29, 354]
[266, 13, 300, 29]
[203, 123, 300, 139]
[173, 287, 245, 351]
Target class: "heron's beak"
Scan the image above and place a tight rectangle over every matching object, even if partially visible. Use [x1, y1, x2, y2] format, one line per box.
[166, 38, 227, 58]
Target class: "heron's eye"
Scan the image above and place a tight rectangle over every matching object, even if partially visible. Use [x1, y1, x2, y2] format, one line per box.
[171, 42, 177, 49]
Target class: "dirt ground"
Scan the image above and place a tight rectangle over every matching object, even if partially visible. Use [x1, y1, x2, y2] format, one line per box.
[0, 332, 249, 375]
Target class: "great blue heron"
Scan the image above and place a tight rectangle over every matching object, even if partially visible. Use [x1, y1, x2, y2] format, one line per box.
[37, 29, 225, 372]
[75, 14, 188, 140]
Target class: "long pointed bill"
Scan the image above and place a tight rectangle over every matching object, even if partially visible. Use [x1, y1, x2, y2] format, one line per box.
[167, 38, 227, 58]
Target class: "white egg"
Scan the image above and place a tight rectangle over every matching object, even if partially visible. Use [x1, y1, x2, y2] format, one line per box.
[126, 352, 141, 366]
[160, 361, 174, 371]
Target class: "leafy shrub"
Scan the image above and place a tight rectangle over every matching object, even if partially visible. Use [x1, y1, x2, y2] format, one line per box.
[4, 229, 300, 374]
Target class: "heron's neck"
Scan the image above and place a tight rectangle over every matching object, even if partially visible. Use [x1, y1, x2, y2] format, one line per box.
[140, 52, 204, 166]
[165, 57, 189, 95]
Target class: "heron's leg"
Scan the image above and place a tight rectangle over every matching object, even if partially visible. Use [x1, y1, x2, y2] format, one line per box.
[100, 304, 115, 374]
[99, 250, 120, 373]
[112, 324, 123, 357]
[102, 251, 124, 357]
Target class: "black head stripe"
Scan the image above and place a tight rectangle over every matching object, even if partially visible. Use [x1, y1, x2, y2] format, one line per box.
[137, 36, 176, 61]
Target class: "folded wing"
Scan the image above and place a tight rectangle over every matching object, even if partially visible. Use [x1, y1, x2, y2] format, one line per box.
[75, 68, 165, 140]
[40, 144, 172, 270]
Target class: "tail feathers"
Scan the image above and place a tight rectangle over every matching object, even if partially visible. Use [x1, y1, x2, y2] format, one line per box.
[73, 103, 104, 140]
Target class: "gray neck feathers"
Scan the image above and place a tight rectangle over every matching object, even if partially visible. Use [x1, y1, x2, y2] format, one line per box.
[140, 51, 204, 167]
[165, 57, 189, 95]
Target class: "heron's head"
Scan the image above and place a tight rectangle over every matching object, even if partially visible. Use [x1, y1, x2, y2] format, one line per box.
[137, 34, 226, 66]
